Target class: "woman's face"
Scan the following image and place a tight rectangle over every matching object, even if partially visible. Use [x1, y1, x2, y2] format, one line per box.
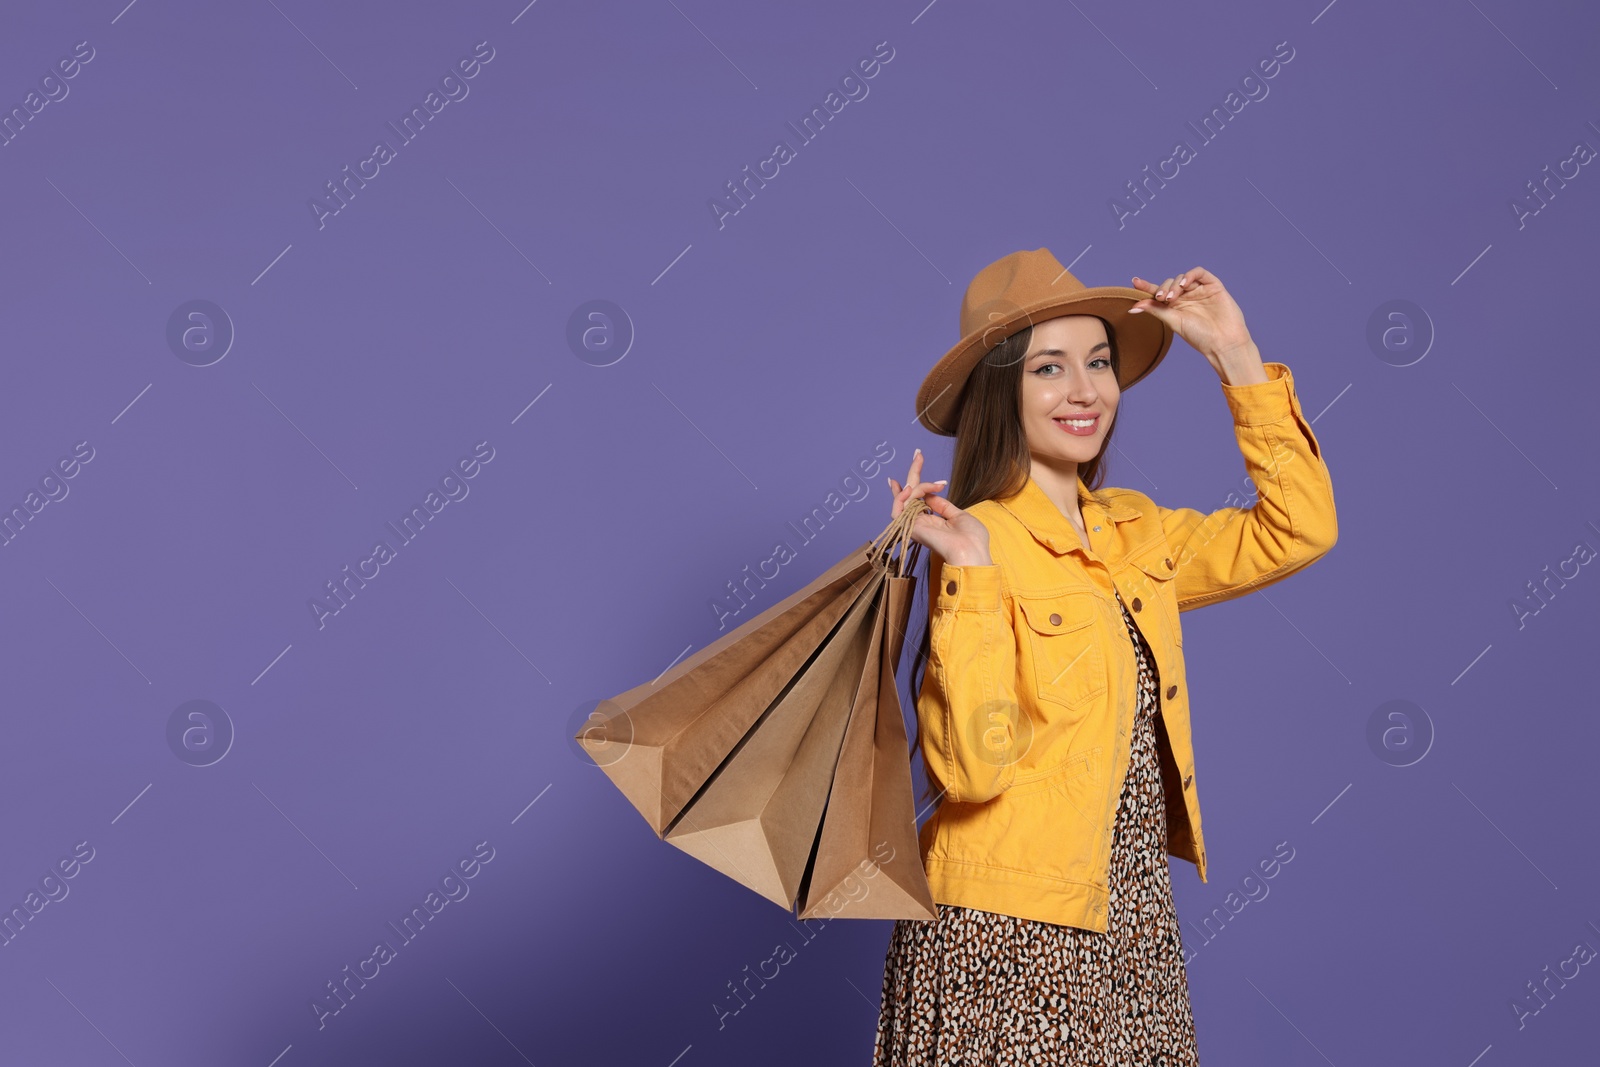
[1017, 314, 1120, 468]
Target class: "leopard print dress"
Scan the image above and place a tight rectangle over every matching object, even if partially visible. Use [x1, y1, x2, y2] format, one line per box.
[872, 591, 1200, 1066]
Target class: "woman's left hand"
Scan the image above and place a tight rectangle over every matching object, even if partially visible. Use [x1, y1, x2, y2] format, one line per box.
[1128, 267, 1254, 376]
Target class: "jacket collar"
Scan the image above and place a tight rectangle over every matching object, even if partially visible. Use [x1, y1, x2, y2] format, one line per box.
[994, 470, 1140, 555]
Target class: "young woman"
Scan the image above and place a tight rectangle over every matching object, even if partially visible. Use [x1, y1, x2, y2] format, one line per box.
[871, 249, 1339, 1065]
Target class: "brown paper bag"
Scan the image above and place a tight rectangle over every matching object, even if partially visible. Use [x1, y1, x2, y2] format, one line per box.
[795, 570, 933, 919]
[583, 546, 873, 834]
[664, 581, 884, 908]
[581, 500, 935, 920]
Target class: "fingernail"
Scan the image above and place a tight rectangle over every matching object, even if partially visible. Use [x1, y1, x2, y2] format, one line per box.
[1129, 307, 1142, 314]
[935, 480, 948, 485]
[914, 447, 921, 455]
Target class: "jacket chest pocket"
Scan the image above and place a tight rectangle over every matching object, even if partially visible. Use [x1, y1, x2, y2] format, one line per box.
[1016, 592, 1107, 712]
[1128, 553, 1182, 648]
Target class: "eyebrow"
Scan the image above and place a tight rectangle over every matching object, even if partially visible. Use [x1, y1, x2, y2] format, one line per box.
[1028, 342, 1109, 362]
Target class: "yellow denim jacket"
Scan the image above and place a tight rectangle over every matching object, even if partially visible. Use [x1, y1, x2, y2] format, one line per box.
[914, 361, 1337, 932]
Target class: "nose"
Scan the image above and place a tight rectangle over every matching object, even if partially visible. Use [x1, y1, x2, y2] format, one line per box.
[1064, 368, 1099, 405]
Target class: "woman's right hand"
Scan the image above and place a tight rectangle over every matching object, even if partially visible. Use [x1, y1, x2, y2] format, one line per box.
[888, 448, 993, 567]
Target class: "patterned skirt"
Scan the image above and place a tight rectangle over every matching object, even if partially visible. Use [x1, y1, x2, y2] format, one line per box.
[872, 592, 1199, 1066]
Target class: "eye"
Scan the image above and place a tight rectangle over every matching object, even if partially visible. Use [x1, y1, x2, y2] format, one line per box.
[1035, 361, 1062, 376]
[1090, 356, 1111, 369]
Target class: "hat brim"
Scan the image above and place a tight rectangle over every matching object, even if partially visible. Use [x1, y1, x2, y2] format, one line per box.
[916, 287, 1173, 436]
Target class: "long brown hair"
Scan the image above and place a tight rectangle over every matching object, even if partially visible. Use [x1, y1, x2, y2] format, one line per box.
[906, 316, 1124, 808]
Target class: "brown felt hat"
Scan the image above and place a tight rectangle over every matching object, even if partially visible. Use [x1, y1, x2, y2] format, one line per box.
[915, 247, 1174, 437]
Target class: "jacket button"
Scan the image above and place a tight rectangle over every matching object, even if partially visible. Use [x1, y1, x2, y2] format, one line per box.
[1131, 597, 1142, 612]
[1163, 557, 1173, 570]
[1166, 684, 1178, 699]
[946, 580, 957, 595]
[1048, 613, 1061, 625]
[1183, 774, 1193, 789]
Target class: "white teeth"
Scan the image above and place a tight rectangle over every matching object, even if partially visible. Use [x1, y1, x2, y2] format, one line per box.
[1056, 418, 1095, 429]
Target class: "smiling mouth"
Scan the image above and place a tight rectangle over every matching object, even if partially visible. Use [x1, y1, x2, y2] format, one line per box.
[1053, 415, 1100, 435]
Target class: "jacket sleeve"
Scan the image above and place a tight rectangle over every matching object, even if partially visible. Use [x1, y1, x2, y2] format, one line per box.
[915, 551, 1024, 805]
[1158, 361, 1339, 612]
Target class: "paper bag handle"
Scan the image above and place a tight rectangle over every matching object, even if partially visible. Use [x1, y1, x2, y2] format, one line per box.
[869, 497, 928, 579]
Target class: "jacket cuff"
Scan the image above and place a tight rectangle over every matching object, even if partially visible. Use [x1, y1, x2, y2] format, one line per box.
[1220, 361, 1298, 426]
[935, 563, 1003, 612]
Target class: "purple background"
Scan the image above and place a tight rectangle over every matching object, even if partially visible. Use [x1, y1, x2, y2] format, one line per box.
[2, 0, 1596, 1063]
